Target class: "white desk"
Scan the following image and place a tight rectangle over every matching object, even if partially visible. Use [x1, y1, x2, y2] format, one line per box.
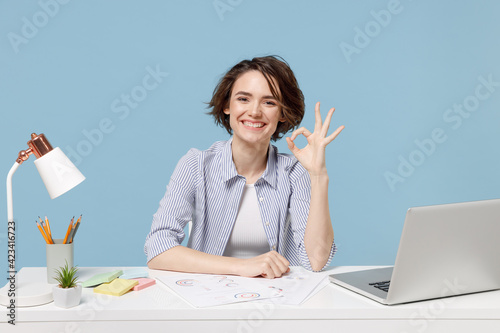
[1, 266, 499, 333]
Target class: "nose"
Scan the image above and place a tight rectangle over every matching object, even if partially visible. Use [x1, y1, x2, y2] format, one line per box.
[248, 101, 262, 117]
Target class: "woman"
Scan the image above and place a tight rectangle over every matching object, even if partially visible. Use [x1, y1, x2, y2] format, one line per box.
[145, 55, 344, 278]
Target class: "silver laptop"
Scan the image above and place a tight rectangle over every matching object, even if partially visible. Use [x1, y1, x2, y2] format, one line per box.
[329, 199, 500, 305]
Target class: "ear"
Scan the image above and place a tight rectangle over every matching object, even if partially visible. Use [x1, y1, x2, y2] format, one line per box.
[223, 108, 230, 115]
[279, 111, 286, 122]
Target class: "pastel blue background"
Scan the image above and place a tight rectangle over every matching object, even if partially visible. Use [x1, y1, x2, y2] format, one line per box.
[1, 0, 499, 276]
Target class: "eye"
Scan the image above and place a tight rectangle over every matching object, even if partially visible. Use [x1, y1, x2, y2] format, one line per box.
[264, 100, 277, 106]
[237, 97, 249, 102]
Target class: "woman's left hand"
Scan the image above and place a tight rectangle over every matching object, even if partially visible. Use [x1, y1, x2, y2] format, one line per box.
[286, 102, 344, 177]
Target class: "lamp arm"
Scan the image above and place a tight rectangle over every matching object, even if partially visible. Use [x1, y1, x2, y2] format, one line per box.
[7, 162, 20, 222]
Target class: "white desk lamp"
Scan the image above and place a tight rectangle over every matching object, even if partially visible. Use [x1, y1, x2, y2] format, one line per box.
[0, 133, 85, 307]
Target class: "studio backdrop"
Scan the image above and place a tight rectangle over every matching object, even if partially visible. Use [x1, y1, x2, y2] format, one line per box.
[1, 0, 499, 273]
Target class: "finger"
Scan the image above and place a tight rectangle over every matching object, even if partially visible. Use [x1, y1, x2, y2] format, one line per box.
[286, 137, 300, 155]
[271, 252, 290, 276]
[267, 256, 287, 278]
[324, 125, 345, 145]
[278, 261, 290, 276]
[320, 107, 336, 138]
[272, 250, 290, 269]
[261, 271, 274, 279]
[290, 127, 312, 141]
[259, 253, 281, 279]
[269, 251, 290, 277]
[314, 102, 322, 132]
[269, 262, 282, 279]
[261, 261, 278, 279]
[260, 252, 287, 279]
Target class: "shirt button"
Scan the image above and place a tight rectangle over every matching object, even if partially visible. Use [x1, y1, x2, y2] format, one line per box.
[265, 221, 270, 226]
[259, 197, 264, 202]
[272, 245, 276, 250]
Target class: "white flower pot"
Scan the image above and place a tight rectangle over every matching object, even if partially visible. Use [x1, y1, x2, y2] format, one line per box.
[52, 284, 82, 308]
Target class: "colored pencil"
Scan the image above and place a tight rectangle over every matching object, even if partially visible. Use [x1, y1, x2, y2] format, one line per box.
[43, 216, 54, 244]
[36, 221, 50, 244]
[39, 219, 53, 244]
[63, 216, 74, 244]
[44, 216, 51, 237]
[70, 215, 82, 243]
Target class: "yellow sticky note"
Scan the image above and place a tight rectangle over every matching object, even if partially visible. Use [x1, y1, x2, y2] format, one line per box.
[93, 278, 138, 296]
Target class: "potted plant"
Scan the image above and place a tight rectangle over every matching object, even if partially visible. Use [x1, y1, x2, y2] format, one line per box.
[52, 261, 82, 308]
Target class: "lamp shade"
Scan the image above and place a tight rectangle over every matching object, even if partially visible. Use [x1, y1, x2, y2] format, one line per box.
[33, 147, 85, 199]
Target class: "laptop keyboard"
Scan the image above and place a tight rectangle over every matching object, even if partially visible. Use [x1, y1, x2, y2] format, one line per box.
[369, 280, 390, 292]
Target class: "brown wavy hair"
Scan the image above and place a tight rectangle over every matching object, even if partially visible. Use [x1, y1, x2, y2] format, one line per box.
[207, 55, 305, 141]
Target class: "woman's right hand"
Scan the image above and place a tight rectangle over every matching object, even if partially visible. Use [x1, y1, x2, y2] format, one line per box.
[236, 251, 290, 278]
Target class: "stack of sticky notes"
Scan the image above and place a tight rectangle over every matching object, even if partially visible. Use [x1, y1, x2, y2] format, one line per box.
[81, 268, 155, 297]
[131, 278, 156, 291]
[94, 279, 139, 296]
[82, 270, 123, 288]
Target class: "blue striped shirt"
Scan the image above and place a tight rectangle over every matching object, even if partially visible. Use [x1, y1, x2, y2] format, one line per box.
[144, 138, 336, 271]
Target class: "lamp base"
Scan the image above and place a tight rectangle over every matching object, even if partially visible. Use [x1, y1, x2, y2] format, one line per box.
[0, 280, 53, 307]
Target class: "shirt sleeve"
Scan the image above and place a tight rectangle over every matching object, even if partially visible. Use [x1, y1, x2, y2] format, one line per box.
[288, 163, 337, 272]
[144, 149, 199, 262]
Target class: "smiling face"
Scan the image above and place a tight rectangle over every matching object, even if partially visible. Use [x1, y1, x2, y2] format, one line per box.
[224, 70, 284, 148]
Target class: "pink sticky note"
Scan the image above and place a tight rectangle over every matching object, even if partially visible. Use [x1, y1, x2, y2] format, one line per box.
[132, 278, 156, 291]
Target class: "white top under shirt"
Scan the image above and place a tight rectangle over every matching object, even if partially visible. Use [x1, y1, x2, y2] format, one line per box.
[223, 184, 270, 259]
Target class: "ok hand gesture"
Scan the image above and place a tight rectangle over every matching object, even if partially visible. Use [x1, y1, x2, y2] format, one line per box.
[286, 102, 344, 177]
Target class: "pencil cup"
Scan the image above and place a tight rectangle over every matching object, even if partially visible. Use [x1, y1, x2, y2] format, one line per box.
[46, 239, 74, 284]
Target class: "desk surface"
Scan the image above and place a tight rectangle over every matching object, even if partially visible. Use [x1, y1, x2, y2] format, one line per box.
[2, 266, 500, 333]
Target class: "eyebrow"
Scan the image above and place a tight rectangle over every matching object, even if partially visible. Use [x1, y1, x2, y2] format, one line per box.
[234, 91, 277, 100]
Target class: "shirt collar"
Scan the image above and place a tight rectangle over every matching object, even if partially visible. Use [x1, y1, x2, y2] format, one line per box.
[220, 137, 278, 189]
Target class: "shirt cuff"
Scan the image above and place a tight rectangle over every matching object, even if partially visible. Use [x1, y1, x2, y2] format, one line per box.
[145, 229, 184, 263]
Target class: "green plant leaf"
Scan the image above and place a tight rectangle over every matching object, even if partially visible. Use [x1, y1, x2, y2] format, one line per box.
[53, 260, 79, 288]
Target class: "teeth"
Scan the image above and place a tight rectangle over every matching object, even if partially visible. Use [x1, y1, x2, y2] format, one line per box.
[243, 121, 264, 128]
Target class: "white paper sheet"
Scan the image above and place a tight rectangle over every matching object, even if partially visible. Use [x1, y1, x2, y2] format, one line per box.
[156, 266, 327, 307]
[157, 273, 282, 307]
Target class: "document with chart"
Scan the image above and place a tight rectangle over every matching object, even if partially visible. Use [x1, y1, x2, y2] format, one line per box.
[156, 266, 328, 307]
